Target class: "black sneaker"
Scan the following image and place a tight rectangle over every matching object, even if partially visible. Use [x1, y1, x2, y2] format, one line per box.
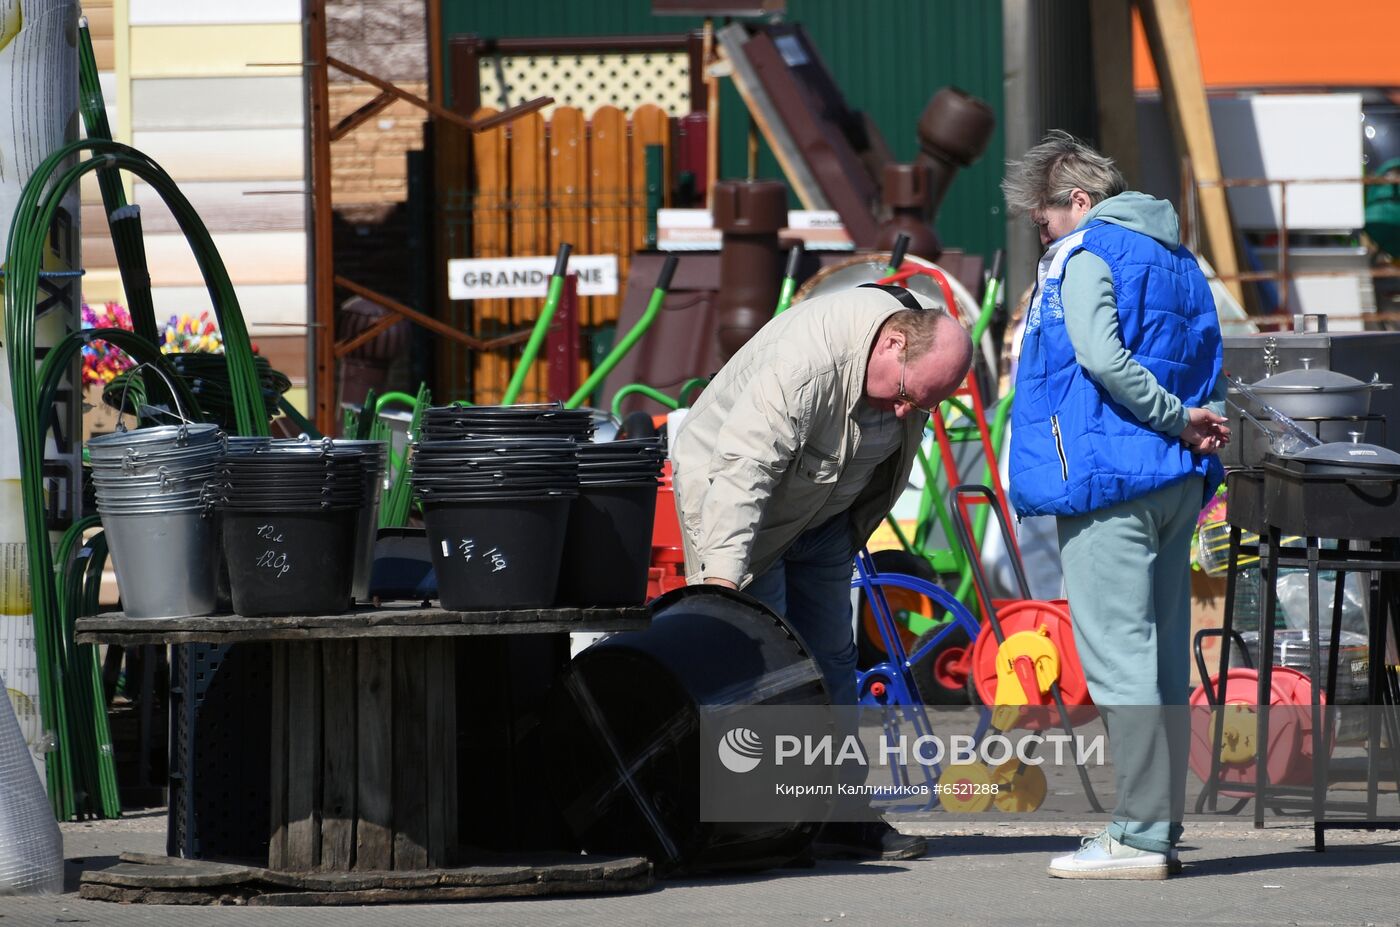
[812, 820, 927, 861]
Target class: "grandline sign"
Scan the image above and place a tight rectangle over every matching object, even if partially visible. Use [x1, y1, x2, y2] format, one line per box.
[446, 255, 619, 300]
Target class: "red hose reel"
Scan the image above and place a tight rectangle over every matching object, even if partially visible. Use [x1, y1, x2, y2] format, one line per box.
[1188, 666, 1333, 795]
[969, 598, 1094, 729]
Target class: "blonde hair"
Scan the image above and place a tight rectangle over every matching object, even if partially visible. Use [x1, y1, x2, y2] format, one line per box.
[1001, 130, 1126, 215]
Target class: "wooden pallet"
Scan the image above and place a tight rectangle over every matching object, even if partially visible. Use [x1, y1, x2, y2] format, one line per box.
[80, 852, 653, 906]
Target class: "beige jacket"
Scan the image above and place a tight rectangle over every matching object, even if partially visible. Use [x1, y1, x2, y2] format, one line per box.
[671, 286, 933, 587]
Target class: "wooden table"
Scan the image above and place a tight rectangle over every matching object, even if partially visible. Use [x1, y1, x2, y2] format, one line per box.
[76, 604, 650, 888]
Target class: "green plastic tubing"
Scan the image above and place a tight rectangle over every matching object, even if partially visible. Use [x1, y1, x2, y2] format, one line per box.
[609, 383, 679, 420]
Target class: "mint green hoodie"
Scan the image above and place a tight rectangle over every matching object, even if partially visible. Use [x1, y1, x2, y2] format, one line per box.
[1061, 191, 1225, 436]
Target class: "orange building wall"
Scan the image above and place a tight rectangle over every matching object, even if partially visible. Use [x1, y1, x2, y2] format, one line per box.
[1132, 1, 1400, 90]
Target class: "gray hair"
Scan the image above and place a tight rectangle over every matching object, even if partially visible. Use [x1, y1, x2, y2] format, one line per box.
[886, 306, 954, 360]
[1001, 130, 1126, 215]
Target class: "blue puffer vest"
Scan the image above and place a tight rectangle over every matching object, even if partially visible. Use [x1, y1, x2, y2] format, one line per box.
[1010, 220, 1224, 517]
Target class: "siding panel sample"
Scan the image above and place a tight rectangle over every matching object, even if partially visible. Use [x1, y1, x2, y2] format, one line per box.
[132, 77, 305, 131]
[132, 128, 304, 181]
[130, 25, 302, 78]
[143, 231, 307, 286]
[130, 0, 301, 26]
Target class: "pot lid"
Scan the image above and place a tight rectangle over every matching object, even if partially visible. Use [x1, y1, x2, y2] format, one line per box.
[1249, 358, 1378, 393]
[1292, 434, 1400, 469]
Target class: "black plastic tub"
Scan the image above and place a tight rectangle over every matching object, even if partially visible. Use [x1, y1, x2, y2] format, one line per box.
[221, 506, 358, 616]
[421, 492, 576, 610]
[539, 587, 831, 875]
[556, 481, 660, 606]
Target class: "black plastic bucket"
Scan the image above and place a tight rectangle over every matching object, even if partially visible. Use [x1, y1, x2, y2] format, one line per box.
[221, 507, 358, 616]
[421, 492, 575, 609]
[539, 587, 830, 874]
[555, 481, 659, 606]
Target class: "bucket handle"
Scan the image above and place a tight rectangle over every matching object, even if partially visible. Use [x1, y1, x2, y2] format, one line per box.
[115, 361, 195, 439]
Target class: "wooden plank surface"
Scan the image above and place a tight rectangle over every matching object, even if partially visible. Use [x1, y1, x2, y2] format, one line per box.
[76, 606, 649, 644]
[391, 641, 429, 870]
[550, 107, 589, 329]
[320, 640, 358, 871]
[267, 646, 288, 868]
[628, 104, 670, 311]
[354, 640, 394, 871]
[589, 106, 628, 329]
[440, 643, 460, 862]
[80, 854, 653, 905]
[509, 110, 549, 403]
[284, 642, 323, 870]
[470, 109, 510, 402]
[423, 641, 452, 867]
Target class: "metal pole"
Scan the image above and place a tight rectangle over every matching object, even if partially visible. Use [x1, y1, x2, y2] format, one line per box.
[1001, 0, 1041, 304]
[1277, 179, 1289, 317]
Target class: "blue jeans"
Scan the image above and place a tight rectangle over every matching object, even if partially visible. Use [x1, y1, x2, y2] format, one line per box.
[744, 514, 858, 707]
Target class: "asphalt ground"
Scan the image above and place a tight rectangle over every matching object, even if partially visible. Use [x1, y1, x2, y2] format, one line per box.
[0, 812, 1396, 927]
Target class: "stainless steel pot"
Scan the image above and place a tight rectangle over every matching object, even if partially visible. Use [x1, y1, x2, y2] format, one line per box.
[1247, 359, 1391, 427]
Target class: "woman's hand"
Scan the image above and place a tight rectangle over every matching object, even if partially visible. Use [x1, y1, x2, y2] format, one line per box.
[1180, 408, 1231, 455]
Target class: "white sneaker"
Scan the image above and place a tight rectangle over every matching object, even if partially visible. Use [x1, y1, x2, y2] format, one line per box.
[1047, 831, 1170, 880]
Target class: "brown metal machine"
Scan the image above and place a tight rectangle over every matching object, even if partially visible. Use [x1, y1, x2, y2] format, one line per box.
[916, 86, 997, 225]
[876, 163, 941, 260]
[712, 179, 789, 359]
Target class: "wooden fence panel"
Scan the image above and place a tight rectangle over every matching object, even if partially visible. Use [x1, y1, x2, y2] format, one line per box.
[470, 108, 510, 402]
[450, 105, 670, 405]
[508, 110, 548, 403]
[630, 103, 670, 255]
[549, 107, 591, 390]
[588, 106, 629, 337]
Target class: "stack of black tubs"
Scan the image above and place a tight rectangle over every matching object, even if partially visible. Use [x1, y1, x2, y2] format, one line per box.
[213, 438, 369, 616]
[413, 404, 590, 609]
[556, 437, 665, 605]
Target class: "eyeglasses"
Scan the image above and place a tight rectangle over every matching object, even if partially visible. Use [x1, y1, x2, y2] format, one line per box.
[897, 355, 933, 416]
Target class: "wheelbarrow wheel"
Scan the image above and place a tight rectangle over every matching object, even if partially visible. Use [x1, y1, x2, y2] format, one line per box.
[909, 624, 972, 705]
[856, 549, 954, 669]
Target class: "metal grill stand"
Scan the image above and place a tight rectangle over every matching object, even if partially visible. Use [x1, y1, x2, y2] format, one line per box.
[1204, 469, 1400, 849]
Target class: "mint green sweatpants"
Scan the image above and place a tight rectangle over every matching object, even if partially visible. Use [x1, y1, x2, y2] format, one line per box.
[1056, 476, 1204, 854]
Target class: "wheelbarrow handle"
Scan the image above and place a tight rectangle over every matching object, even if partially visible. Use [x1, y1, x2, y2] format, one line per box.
[784, 240, 804, 280]
[654, 253, 679, 292]
[988, 248, 1005, 284]
[887, 232, 910, 273]
[1192, 627, 1254, 705]
[552, 242, 574, 278]
[950, 482, 1032, 602]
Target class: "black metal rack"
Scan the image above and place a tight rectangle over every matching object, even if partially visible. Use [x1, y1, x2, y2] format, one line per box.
[1200, 469, 1400, 849]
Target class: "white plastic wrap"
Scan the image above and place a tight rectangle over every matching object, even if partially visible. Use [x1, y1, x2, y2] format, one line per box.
[1277, 570, 1369, 636]
[0, 690, 63, 894]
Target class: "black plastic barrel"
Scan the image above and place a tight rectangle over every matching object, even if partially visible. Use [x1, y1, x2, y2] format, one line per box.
[421, 493, 575, 610]
[221, 507, 358, 616]
[555, 481, 659, 606]
[540, 587, 831, 874]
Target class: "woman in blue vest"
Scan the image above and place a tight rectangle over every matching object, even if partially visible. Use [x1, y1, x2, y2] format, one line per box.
[1002, 131, 1230, 879]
